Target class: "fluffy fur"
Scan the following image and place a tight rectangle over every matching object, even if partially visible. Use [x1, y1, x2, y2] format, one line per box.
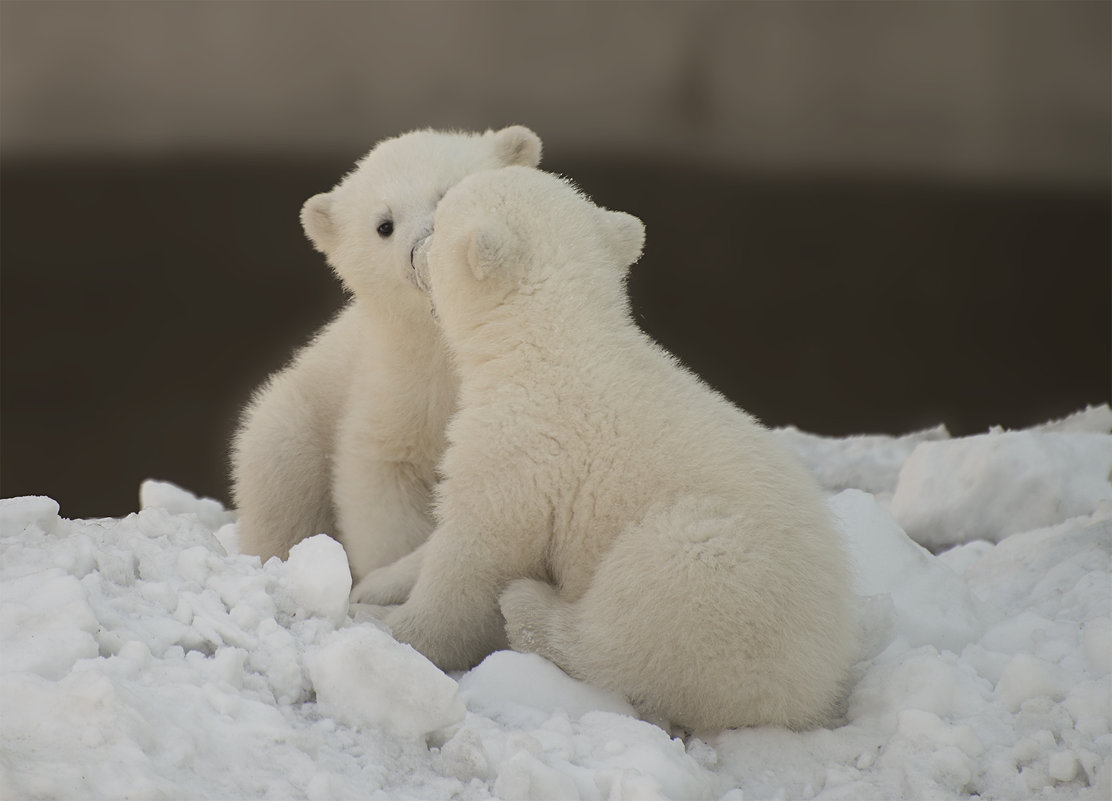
[359, 165, 856, 731]
[230, 127, 543, 588]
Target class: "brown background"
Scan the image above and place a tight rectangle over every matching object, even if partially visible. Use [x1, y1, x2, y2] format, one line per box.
[2, 1, 1109, 518]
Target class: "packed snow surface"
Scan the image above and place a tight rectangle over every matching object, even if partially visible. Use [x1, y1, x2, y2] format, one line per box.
[1, 406, 1109, 800]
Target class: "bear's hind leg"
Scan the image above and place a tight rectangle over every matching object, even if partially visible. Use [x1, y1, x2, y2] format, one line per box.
[500, 579, 577, 670]
[232, 370, 337, 564]
[382, 524, 530, 671]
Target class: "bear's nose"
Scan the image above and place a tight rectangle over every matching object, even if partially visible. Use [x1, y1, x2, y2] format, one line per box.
[410, 228, 433, 269]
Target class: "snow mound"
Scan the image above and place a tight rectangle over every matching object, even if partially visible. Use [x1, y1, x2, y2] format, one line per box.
[306, 625, 465, 739]
[2, 407, 1109, 800]
[833, 489, 994, 655]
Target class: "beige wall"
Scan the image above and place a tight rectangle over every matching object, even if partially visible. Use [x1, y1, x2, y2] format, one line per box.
[3, 1, 1109, 185]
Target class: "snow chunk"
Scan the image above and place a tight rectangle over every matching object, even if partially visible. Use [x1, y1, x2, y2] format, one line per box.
[832, 489, 992, 653]
[937, 539, 994, 576]
[494, 750, 581, 801]
[0, 569, 99, 679]
[890, 431, 1112, 548]
[283, 534, 351, 626]
[574, 711, 718, 800]
[1048, 750, 1080, 782]
[139, 479, 235, 533]
[995, 654, 1066, 712]
[0, 495, 61, 537]
[212, 523, 241, 556]
[1033, 403, 1112, 434]
[961, 514, 1111, 612]
[436, 726, 491, 782]
[1082, 618, 1112, 674]
[458, 650, 636, 724]
[772, 424, 949, 495]
[305, 625, 465, 740]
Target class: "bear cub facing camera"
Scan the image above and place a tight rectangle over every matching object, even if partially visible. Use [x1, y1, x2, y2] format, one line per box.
[230, 126, 542, 588]
[360, 165, 856, 731]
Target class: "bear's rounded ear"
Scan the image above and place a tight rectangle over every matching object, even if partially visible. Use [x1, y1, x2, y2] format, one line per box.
[466, 219, 518, 282]
[492, 126, 542, 168]
[301, 193, 335, 254]
[602, 210, 645, 271]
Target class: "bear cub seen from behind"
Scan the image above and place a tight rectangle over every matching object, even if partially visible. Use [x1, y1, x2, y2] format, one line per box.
[357, 165, 856, 732]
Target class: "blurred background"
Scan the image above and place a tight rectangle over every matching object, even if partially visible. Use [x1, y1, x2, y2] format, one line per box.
[2, 1, 1109, 519]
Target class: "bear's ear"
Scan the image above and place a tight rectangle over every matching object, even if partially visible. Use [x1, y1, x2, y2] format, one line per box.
[601, 210, 645, 271]
[465, 219, 519, 282]
[301, 193, 336, 254]
[492, 126, 542, 168]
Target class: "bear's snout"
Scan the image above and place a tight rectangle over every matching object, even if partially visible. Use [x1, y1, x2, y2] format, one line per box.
[410, 233, 432, 292]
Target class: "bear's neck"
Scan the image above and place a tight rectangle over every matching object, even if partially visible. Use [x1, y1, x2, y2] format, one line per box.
[448, 303, 644, 382]
[353, 295, 450, 369]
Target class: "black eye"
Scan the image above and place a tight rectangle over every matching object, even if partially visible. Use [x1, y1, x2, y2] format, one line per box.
[376, 220, 394, 238]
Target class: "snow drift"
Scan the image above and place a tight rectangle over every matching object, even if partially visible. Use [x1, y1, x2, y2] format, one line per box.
[1, 406, 1109, 800]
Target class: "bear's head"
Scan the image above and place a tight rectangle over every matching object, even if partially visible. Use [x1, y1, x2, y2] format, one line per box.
[419, 165, 645, 347]
[300, 126, 542, 314]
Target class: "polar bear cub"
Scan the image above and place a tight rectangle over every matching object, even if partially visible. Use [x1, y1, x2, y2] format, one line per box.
[231, 127, 542, 588]
[359, 165, 856, 731]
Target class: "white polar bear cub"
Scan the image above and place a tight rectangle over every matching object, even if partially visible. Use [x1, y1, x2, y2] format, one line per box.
[231, 127, 542, 588]
[365, 165, 856, 731]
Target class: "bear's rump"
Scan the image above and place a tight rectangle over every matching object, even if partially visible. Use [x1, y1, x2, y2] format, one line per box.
[550, 498, 854, 729]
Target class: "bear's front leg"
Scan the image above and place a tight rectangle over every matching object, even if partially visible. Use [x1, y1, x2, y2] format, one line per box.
[350, 541, 426, 605]
[382, 525, 526, 672]
[333, 453, 437, 582]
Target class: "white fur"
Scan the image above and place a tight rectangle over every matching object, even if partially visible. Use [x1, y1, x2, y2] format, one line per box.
[359, 165, 857, 731]
[231, 127, 543, 586]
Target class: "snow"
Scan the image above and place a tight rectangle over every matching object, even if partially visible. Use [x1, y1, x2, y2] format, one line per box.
[890, 431, 1112, 549]
[306, 625, 466, 739]
[2, 406, 1110, 800]
[772, 424, 950, 498]
[833, 489, 994, 654]
[458, 651, 638, 724]
[285, 534, 353, 626]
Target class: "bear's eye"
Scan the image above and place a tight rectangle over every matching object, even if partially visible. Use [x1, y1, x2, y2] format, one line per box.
[376, 220, 394, 238]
